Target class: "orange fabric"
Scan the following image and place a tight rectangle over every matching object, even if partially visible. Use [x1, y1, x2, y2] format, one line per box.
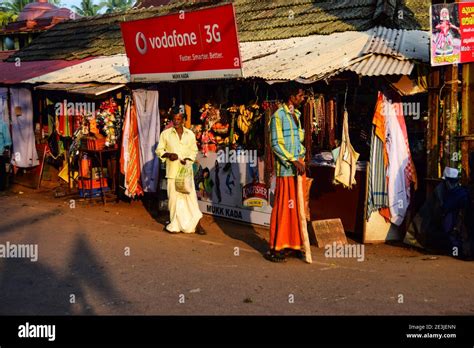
[126, 103, 143, 197]
[269, 175, 305, 251]
[373, 93, 388, 168]
[378, 207, 391, 222]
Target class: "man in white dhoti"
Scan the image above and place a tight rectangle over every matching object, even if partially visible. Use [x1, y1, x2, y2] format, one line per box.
[156, 107, 205, 234]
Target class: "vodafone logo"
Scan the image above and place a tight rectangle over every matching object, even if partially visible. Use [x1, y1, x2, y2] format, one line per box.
[135, 32, 147, 55]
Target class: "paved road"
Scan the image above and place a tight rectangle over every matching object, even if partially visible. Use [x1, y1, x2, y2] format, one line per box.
[0, 189, 473, 315]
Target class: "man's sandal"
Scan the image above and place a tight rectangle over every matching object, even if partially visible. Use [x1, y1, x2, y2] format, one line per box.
[264, 251, 287, 263]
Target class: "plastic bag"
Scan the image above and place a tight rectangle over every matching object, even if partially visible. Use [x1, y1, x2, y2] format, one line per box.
[175, 163, 193, 194]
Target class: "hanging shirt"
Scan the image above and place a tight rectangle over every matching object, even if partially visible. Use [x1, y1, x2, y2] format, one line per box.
[269, 104, 305, 177]
[156, 126, 198, 179]
[0, 118, 12, 153]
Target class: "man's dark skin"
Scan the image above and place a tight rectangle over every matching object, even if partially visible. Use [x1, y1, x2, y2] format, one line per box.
[162, 113, 192, 165]
[286, 89, 306, 175]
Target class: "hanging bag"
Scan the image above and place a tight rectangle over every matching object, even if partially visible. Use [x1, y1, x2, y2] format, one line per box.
[175, 162, 194, 194]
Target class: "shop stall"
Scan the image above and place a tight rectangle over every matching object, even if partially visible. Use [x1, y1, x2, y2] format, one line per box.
[32, 83, 127, 202]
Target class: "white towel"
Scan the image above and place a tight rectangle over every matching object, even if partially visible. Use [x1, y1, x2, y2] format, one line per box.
[10, 88, 39, 168]
[384, 97, 410, 226]
[133, 89, 160, 192]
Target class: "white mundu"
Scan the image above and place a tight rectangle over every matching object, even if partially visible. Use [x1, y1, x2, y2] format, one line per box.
[156, 126, 203, 233]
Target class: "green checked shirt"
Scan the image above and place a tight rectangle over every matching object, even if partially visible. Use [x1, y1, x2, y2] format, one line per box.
[269, 104, 306, 177]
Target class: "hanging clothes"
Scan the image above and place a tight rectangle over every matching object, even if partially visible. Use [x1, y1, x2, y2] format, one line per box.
[121, 98, 143, 198]
[327, 98, 336, 148]
[367, 93, 389, 220]
[0, 88, 9, 124]
[333, 110, 359, 188]
[303, 96, 315, 163]
[316, 95, 326, 147]
[133, 89, 160, 192]
[10, 88, 39, 168]
[367, 126, 389, 219]
[384, 94, 413, 226]
[120, 98, 131, 176]
[391, 93, 418, 191]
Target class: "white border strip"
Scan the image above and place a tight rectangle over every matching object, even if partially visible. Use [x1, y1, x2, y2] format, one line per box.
[131, 69, 243, 82]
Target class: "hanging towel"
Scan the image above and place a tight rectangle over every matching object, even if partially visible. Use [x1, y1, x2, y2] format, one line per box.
[334, 110, 359, 188]
[133, 89, 160, 192]
[120, 98, 131, 176]
[367, 126, 389, 219]
[384, 96, 410, 226]
[10, 88, 39, 168]
[121, 98, 143, 198]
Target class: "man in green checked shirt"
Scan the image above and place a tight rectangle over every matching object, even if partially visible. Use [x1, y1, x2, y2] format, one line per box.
[266, 84, 308, 263]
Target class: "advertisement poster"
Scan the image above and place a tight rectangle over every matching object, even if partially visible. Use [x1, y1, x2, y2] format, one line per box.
[194, 152, 275, 226]
[431, 3, 461, 66]
[120, 4, 243, 81]
[459, 2, 474, 63]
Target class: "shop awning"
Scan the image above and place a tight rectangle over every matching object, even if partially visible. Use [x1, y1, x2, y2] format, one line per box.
[25, 55, 130, 84]
[240, 27, 429, 83]
[34, 83, 126, 96]
[0, 58, 93, 84]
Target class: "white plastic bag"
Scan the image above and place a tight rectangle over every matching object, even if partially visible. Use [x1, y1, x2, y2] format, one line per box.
[175, 163, 193, 194]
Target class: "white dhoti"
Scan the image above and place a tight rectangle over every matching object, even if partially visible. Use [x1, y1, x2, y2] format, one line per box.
[166, 178, 203, 233]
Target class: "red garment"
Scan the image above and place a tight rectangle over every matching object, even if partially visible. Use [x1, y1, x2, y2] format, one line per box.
[269, 174, 306, 251]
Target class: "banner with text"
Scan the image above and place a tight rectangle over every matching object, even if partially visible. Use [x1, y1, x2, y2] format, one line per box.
[431, 2, 474, 66]
[120, 4, 242, 81]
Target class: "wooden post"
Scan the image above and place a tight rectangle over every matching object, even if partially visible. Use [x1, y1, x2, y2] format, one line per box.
[444, 65, 459, 172]
[427, 68, 440, 180]
[461, 63, 474, 184]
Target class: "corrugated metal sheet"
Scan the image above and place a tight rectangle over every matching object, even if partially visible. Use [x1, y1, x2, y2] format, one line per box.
[241, 26, 429, 82]
[361, 27, 430, 62]
[347, 55, 414, 76]
[25, 55, 130, 84]
[0, 58, 92, 84]
[241, 31, 371, 82]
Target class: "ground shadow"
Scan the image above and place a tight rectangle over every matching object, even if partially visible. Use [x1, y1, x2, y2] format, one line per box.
[0, 209, 62, 236]
[0, 232, 127, 315]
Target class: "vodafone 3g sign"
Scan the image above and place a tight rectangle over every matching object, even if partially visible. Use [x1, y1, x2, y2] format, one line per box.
[120, 4, 243, 82]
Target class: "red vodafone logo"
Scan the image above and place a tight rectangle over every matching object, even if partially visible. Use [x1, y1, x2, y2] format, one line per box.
[135, 32, 147, 55]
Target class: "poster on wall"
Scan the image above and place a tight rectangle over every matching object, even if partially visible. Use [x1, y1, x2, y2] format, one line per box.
[430, 2, 474, 66]
[194, 151, 275, 226]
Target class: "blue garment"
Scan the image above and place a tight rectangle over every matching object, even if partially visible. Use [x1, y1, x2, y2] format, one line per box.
[0, 119, 12, 153]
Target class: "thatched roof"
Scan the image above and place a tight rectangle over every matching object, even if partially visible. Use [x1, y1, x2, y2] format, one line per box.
[7, 0, 430, 62]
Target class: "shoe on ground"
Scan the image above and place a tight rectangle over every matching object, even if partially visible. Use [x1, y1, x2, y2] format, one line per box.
[195, 226, 207, 235]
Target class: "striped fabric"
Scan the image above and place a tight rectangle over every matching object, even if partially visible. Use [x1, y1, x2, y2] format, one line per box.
[126, 102, 143, 198]
[367, 126, 388, 219]
[269, 104, 306, 177]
